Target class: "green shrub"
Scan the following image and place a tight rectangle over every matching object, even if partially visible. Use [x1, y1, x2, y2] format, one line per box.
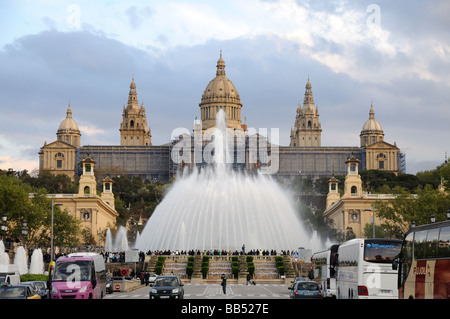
[202, 256, 210, 263]
[277, 266, 285, 276]
[21, 274, 49, 282]
[231, 256, 239, 262]
[275, 256, 283, 262]
[201, 266, 209, 278]
[247, 262, 255, 275]
[246, 256, 253, 263]
[154, 265, 163, 275]
[186, 266, 193, 278]
[232, 266, 239, 279]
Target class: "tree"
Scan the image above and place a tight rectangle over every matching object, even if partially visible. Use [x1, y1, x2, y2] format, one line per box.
[375, 185, 450, 238]
[0, 171, 80, 249]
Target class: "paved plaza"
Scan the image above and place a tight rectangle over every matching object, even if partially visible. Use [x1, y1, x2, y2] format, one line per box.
[105, 283, 292, 300]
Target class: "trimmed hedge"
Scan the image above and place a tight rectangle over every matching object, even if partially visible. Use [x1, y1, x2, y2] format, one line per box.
[20, 274, 49, 282]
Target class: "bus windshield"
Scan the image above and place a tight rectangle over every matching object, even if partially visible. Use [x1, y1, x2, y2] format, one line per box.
[52, 260, 92, 282]
[364, 240, 402, 263]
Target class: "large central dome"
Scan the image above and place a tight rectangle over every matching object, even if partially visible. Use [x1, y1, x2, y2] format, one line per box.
[199, 52, 244, 131]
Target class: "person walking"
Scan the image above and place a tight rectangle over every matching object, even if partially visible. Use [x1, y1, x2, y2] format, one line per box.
[246, 273, 251, 286]
[221, 274, 227, 294]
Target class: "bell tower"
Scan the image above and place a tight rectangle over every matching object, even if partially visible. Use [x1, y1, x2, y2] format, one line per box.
[290, 78, 322, 147]
[101, 176, 115, 210]
[326, 176, 341, 209]
[120, 76, 152, 146]
[77, 157, 97, 198]
[343, 155, 363, 198]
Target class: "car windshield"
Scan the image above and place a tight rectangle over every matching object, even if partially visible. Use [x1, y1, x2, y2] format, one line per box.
[296, 282, 319, 291]
[53, 260, 92, 282]
[33, 282, 45, 289]
[154, 278, 178, 287]
[0, 286, 26, 298]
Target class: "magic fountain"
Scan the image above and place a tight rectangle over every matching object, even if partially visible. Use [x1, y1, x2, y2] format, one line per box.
[136, 110, 321, 252]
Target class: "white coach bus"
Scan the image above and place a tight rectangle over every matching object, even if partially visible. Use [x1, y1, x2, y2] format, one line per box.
[336, 238, 402, 299]
[310, 244, 339, 298]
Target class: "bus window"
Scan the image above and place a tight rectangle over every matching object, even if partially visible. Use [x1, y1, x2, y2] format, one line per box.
[438, 226, 450, 258]
[53, 260, 91, 282]
[414, 230, 427, 260]
[424, 228, 440, 259]
[364, 240, 402, 263]
[400, 232, 414, 286]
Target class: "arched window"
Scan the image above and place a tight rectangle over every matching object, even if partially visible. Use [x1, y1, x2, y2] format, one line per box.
[351, 186, 357, 195]
[84, 186, 90, 195]
[130, 120, 134, 128]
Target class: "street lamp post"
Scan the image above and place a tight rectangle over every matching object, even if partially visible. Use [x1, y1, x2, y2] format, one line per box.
[1, 213, 7, 240]
[21, 218, 27, 247]
[51, 198, 63, 262]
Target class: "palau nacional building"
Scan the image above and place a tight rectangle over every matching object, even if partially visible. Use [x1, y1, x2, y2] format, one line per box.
[38, 53, 406, 240]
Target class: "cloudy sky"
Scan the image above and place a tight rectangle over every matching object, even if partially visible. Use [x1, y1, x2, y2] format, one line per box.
[0, 0, 449, 175]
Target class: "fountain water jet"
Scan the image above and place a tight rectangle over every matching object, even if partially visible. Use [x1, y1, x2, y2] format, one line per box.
[136, 110, 317, 252]
[105, 228, 113, 252]
[14, 246, 28, 275]
[0, 240, 9, 265]
[29, 248, 44, 274]
[113, 226, 129, 252]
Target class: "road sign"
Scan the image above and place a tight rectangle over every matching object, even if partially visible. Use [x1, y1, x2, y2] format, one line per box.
[125, 250, 139, 263]
[298, 248, 312, 263]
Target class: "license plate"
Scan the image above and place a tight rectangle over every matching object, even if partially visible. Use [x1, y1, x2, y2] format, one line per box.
[380, 289, 391, 294]
[160, 296, 170, 299]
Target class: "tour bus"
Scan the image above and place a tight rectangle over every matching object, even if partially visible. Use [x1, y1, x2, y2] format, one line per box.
[310, 244, 339, 298]
[50, 252, 106, 299]
[336, 238, 402, 299]
[392, 219, 450, 299]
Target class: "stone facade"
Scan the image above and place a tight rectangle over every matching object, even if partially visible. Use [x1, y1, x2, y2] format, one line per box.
[323, 155, 398, 238]
[38, 53, 405, 183]
[46, 157, 119, 245]
[120, 76, 152, 146]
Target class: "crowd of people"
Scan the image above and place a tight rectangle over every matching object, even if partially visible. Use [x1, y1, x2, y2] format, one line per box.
[141, 248, 297, 257]
[41, 247, 298, 265]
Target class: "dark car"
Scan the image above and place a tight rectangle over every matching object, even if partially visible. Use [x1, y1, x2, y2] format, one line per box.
[0, 285, 40, 299]
[289, 281, 322, 299]
[149, 275, 184, 299]
[22, 281, 48, 299]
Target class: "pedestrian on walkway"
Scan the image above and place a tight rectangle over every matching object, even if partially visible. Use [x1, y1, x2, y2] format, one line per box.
[221, 274, 227, 294]
[246, 273, 251, 286]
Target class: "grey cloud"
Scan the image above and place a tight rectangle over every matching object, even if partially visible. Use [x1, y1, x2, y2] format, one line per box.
[1, 13, 449, 175]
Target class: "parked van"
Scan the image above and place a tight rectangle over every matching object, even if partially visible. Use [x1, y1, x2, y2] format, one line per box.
[0, 264, 21, 286]
[50, 252, 106, 299]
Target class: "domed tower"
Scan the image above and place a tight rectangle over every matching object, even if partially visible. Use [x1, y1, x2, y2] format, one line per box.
[39, 102, 80, 180]
[120, 76, 152, 146]
[199, 51, 244, 131]
[360, 104, 384, 147]
[290, 78, 322, 147]
[57, 102, 81, 147]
